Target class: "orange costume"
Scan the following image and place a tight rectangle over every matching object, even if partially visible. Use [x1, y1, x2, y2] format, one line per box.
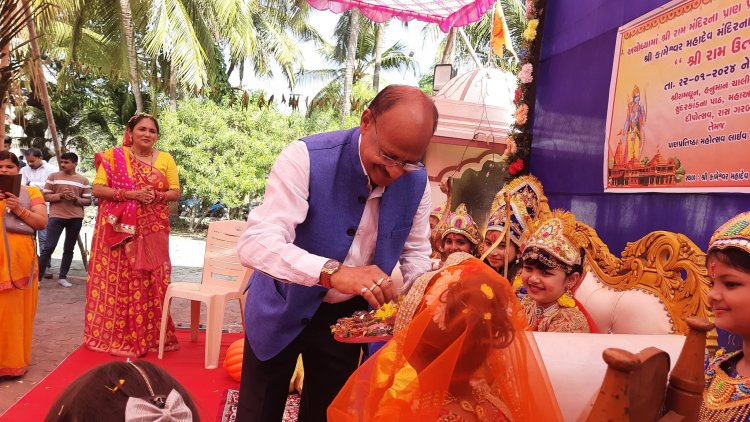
[84, 144, 180, 357]
[329, 255, 562, 421]
[0, 186, 44, 376]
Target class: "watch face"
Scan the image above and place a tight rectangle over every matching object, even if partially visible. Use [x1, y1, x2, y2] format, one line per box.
[326, 260, 340, 271]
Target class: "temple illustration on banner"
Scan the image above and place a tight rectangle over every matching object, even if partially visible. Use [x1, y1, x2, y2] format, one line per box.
[608, 84, 681, 187]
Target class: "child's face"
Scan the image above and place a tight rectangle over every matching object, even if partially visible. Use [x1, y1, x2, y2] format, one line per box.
[442, 233, 473, 255]
[521, 263, 578, 308]
[483, 231, 517, 269]
[708, 256, 750, 337]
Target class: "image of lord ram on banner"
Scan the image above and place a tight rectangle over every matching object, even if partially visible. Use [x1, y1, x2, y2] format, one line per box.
[623, 85, 647, 161]
[607, 84, 684, 189]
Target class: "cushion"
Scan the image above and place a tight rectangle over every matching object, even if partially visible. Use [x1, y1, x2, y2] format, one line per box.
[575, 272, 673, 334]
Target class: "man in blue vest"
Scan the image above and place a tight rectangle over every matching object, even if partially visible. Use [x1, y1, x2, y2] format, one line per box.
[237, 85, 437, 421]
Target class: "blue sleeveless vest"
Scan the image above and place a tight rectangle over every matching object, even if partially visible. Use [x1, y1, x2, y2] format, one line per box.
[245, 127, 427, 361]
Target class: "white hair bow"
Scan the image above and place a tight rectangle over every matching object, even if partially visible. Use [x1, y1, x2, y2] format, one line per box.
[124, 389, 193, 422]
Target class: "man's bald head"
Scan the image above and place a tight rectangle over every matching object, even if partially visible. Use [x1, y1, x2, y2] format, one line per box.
[367, 85, 439, 133]
[359, 85, 439, 187]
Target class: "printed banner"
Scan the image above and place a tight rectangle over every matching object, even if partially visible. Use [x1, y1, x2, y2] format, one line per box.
[604, 0, 750, 192]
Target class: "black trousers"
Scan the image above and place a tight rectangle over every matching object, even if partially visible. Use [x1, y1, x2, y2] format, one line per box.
[37, 217, 83, 280]
[236, 297, 366, 422]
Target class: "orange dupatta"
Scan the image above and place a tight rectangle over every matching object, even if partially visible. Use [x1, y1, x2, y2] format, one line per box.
[328, 257, 563, 422]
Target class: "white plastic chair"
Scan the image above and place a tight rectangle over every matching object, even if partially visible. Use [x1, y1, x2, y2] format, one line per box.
[158, 220, 252, 369]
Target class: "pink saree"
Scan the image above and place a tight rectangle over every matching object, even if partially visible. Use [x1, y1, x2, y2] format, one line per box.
[84, 147, 178, 357]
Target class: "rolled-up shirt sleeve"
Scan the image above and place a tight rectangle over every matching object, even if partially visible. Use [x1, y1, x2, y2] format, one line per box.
[237, 141, 329, 286]
[398, 179, 433, 290]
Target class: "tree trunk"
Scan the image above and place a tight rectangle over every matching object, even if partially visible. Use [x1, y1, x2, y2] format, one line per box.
[169, 60, 177, 111]
[227, 59, 236, 79]
[188, 194, 197, 231]
[440, 28, 457, 64]
[372, 22, 384, 92]
[0, 45, 8, 140]
[21, 0, 62, 164]
[342, 9, 360, 120]
[119, 0, 144, 113]
[238, 60, 245, 87]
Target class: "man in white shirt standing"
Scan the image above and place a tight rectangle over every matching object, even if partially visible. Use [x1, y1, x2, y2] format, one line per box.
[236, 85, 438, 422]
[20, 148, 55, 277]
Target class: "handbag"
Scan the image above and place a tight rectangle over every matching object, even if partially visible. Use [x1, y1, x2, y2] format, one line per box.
[2, 188, 37, 290]
[4, 189, 35, 235]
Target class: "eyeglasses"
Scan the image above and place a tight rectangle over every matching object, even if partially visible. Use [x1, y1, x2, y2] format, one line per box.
[372, 119, 425, 173]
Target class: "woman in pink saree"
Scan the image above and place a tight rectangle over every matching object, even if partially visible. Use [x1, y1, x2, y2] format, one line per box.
[84, 114, 181, 357]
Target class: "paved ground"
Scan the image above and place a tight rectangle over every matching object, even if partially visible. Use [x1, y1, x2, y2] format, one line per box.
[0, 225, 244, 415]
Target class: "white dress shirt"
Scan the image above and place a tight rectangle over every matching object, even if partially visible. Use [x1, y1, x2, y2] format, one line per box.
[238, 138, 433, 303]
[20, 161, 54, 190]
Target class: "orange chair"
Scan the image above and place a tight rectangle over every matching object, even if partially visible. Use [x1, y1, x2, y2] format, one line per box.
[158, 220, 252, 369]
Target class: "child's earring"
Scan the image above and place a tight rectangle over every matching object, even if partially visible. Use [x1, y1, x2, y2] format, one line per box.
[557, 287, 575, 308]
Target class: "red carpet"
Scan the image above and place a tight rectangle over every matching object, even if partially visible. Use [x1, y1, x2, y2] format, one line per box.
[1, 330, 242, 421]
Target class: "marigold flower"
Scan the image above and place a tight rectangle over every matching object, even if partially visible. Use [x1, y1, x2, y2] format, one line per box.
[515, 104, 529, 125]
[523, 19, 539, 41]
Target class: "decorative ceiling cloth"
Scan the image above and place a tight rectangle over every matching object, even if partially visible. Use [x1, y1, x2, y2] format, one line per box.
[306, 0, 495, 32]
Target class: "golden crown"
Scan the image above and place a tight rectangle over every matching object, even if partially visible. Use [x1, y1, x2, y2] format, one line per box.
[709, 211, 750, 255]
[521, 209, 585, 267]
[430, 201, 447, 220]
[486, 175, 550, 246]
[438, 203, 482, 245]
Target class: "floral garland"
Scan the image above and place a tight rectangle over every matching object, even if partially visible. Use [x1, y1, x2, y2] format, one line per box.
[501, 0, 547, 177]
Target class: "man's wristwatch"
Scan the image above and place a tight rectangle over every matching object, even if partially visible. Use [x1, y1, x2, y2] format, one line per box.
[319, 259, 341, 289]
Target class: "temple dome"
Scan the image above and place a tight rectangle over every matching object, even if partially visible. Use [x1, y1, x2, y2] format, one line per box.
[435, 68, 517, 106]
[433, 68, 517, 141]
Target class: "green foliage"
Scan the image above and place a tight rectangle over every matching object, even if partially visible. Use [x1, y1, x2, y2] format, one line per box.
[418, 73, 434, 96]
[157, 98, 357, 212]
[15, 73, 129, 163]
[298, 12, 419, 116]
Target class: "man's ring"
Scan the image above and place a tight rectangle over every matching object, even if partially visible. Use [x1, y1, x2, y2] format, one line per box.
[376, 277, 385, 286]
[360, 287, 368, 295]
[369, 283, 379, 292]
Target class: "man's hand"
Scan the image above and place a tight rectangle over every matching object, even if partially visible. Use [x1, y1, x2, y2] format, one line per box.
[330, 265, 397, 308]
[62, 189, 76, 201]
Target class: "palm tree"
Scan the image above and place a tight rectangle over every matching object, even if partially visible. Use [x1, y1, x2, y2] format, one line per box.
[372, 22, 383, 91]
[119, 0, 143, 112]
[38, 0, 322, 108]
[342, 9, 360, 118]
[425, 0, 526, 72]
[299, 12, 419, 116]
[0, 0, 32, 138]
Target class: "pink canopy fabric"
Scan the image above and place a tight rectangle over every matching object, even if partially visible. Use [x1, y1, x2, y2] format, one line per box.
[306, 0, 495, 32]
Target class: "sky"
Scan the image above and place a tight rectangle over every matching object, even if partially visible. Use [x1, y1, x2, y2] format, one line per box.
[228, 9, 443, 112]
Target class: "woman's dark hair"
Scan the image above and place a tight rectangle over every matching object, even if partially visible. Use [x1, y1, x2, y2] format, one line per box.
[707, 247, 750, 274]
[522, 247, 586, 275]
[0, 150, 20, 168]
[442, 274, 515, 382]
[45, 360, 199, 422]
[127, 114, 160, 134]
